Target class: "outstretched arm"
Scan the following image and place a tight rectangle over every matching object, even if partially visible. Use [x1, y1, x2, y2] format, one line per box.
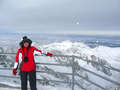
[32, 46, 42, 54]
[32, 46, 53, 57]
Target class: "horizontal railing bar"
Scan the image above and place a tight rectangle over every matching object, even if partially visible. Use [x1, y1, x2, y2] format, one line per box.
[0, 53, 73, 57]
[0, 75, 68, 83]
[0, 68, 13, 70]
[0, 53, 16, 55]
[36, 62, 71, 66]
[37, 71, 72, 75]
[0, 75, 20, 79]
[37, 79, 71, 83]
[0, 63, 71, 70]
[79, 66, 120, 86]
[0, 68, 72, 76]
[107, 66, 120, 73]
[76, 73, 107, 90]
[0, 68, 72, 75]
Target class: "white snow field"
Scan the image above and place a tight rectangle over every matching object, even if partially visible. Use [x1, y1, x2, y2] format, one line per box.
[0, 40, 120, 90]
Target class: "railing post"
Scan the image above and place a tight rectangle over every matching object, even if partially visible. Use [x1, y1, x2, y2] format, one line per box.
[72, 56, 75, 90]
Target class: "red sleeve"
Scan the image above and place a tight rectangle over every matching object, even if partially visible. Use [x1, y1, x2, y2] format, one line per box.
[16, 48, 21, 63]
[32, 46, 42, 54]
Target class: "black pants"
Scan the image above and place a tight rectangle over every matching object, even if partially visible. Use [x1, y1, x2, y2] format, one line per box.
[20, 70, 37, 90]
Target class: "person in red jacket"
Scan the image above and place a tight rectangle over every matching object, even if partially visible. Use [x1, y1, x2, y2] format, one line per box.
[12, 36, 53, 90]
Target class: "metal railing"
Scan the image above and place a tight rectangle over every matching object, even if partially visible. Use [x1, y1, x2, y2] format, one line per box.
[0, 53, 120, 90]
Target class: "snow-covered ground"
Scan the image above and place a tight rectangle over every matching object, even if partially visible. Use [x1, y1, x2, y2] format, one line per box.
[0, 40, 120, 90]
[0, 86, 71, 90]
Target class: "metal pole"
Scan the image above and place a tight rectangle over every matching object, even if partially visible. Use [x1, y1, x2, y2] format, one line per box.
[72, 56, 75, 90]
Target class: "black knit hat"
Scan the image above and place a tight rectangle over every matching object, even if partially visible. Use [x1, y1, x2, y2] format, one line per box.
[19, 36, 32, 48]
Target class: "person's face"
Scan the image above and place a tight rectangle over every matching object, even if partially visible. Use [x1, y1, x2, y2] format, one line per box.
[24, 42, 29, 47]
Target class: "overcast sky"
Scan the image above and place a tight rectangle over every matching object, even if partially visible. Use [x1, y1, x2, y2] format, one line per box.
[0, 0, 120, 35]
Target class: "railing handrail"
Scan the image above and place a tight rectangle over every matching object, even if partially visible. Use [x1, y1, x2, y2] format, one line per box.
[0, 53, 120, 73]
[0, 53, 120, 90]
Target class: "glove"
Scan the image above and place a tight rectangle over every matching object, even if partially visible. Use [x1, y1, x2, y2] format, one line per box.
[46, 52, 53, 57]
[13, 69, 17, 76]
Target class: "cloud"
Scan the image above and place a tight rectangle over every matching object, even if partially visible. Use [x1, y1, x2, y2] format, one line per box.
[0, 0, 120, 35]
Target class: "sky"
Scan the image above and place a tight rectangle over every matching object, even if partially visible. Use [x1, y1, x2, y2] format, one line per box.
[0, 0, 120, 35]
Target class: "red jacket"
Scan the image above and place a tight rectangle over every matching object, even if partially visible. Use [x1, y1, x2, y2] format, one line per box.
[15, 46, 42, 71]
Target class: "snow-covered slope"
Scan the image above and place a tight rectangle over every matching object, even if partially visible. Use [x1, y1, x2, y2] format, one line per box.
[37, 40, 120, 90]
[38, 40, 120, 70]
